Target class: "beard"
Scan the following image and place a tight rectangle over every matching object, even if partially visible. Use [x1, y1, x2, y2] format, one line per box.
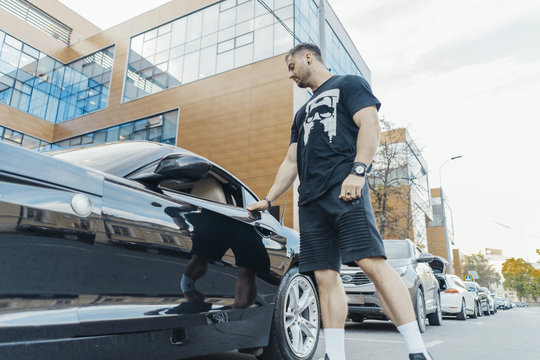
[295, 67, 312, 88]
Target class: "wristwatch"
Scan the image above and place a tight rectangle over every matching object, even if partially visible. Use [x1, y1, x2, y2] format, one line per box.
[351, 162, 368, 177]
[263, 197, 272, 208]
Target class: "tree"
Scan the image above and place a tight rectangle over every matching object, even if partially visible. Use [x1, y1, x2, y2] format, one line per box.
[367, 123, 429, 243]
[501, 257, 533, 301]
[463, 253, 501, 289]
[530, 269, 540, 301]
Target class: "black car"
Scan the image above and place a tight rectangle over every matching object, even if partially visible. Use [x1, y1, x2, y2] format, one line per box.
[340, 239, 442, 333]
[464, 281, 490, 316]
[0, 141, 321, 360]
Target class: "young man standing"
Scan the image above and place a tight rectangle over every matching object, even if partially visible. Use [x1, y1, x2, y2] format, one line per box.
[247, 43, 433, 360]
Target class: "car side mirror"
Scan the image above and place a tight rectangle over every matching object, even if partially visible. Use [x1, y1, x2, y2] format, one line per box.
[155, 154, 211, 180]
[416, 252, 435, 263]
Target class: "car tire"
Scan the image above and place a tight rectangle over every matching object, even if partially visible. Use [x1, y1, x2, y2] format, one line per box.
[427, 293, 442, 326]
[258, 267, 320, 360]
[457, 299, 467, 320]
[414, 288, 427, 333]
[470, 301, 477, 319]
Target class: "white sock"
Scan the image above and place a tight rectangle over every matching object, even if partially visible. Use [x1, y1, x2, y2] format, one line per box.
[397, 321, 431, 359]
[180, 275, 196, 292]
[324, 328, 346, 360]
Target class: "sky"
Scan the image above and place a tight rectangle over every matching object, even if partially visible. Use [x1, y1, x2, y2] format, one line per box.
[58, 0, 540, 262]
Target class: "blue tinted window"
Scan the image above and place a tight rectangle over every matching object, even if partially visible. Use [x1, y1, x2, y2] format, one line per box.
[0, 31, 114, 123]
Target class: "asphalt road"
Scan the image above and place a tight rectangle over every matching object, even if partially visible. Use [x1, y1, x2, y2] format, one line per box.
[187, 306, 540, 360]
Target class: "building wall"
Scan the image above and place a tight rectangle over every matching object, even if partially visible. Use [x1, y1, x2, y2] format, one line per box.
[453, 248, 464, 278]
[427, 226, 446, 258]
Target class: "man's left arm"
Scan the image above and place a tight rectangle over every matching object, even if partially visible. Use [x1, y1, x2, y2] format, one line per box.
[339, 105, 380, 201]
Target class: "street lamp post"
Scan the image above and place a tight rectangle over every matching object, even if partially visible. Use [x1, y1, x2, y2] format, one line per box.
[439, 155, 462, 274]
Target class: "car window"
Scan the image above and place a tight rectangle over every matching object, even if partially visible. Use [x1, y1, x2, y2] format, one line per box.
[242, 186, 259, 208]
[383, 241, 411, 259]
[454, 278, 466, 289]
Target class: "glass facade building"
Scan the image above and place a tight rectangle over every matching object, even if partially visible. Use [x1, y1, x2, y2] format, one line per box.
[0, 110, 178, 151]
[51, 110, 179, 150]
[124, 0, 295, 102]
[0, 124, 51, 151]
[124, 0, 369, 102]
[0, 30, 114, 123]
[294, 0, 364, 77]
[1, 0, 369, 153]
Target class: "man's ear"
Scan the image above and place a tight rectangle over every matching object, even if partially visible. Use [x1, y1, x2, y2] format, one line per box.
[306, 53, 312, 65]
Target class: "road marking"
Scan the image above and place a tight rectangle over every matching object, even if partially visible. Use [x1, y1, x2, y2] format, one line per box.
[425, 340, 444, 348]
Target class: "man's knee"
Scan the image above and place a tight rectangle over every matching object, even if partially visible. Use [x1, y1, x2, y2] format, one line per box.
[355, 256, 387, 279]
[314, 269, 341, 289]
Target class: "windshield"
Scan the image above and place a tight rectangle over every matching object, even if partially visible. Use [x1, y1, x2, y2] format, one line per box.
[467, 285, 476, 292]
[383, 241, 411, 259]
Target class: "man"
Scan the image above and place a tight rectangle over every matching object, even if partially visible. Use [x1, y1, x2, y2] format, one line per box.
[246, 43, 433, 360]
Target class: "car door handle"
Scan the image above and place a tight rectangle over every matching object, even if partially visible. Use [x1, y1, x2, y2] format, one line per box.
[254, 222, 278, 238]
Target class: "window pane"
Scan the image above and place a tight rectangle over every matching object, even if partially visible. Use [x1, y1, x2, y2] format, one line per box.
[156, 33, 171, 53]
[254, 25, 273, 61]
[168, 56, 184, 84]
[182, 51, 199, 83]
[273, 23, 292, 55]
[171, 18, 187, 47]
[219, 8, 236, 30]
[22, 134, 40, 150]
[235, 44, 253, 68]
[186, 11, 203, 41]
[93, 130, 107, 144]
[199, 45, 217, 78]
[106, 126, 119, 142]
[236, 32, 253, 47]
[3, 128, 22, 144]
[202, 6, 219, 36]
[237, 0, 254, 23]
[216, 50, 234, 73]
[218, 39, 234, 53]
[119, 123, 133, 140]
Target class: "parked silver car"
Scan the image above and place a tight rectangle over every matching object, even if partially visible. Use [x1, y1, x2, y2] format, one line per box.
[340, 240, 442, 333]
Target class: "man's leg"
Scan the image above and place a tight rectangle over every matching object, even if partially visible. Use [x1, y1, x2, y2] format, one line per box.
[232, 266, 257, 308]
[356, 257, 432, 359]
[181, 255, 208, 302]
[314, 269, 347, 360]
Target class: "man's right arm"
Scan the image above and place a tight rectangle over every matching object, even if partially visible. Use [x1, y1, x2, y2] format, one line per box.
[246, 142, 297, 211]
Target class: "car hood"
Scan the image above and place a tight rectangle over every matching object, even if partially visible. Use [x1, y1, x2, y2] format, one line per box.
[387, 258, 412, 268]
[0, 141, 104, 196]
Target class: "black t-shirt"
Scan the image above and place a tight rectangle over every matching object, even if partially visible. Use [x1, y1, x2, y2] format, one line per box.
[290, 75, 381, 206]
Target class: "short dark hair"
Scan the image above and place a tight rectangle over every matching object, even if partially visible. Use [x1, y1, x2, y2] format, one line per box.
[285, 43, 323, 62]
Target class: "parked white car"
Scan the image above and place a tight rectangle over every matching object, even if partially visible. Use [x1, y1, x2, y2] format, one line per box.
[440, 275, 477, 320]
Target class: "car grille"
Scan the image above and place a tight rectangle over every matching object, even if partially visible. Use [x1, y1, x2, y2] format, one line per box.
[341, 271, 372, 286]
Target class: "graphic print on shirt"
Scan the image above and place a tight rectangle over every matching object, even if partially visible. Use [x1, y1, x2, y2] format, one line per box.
[302, 89, 340, 146]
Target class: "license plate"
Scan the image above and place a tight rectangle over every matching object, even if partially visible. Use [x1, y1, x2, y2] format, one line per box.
[347, 294, 365, 304]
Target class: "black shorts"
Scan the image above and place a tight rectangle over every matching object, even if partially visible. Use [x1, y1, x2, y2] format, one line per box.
[298, 182, 386, 273]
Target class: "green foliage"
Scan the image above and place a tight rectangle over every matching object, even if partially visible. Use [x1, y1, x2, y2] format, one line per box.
[501, 257, 539, 300]
[463, 253, 501, 288]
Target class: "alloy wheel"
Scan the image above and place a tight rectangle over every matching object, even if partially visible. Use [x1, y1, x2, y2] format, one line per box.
[283, 275, 320, 358]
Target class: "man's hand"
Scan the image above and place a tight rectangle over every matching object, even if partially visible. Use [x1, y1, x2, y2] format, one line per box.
[246, 200, 269, 220]
[339, 174, 365, 201]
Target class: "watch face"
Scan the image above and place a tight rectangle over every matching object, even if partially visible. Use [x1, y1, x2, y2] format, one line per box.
[355, 166, 365, 175]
